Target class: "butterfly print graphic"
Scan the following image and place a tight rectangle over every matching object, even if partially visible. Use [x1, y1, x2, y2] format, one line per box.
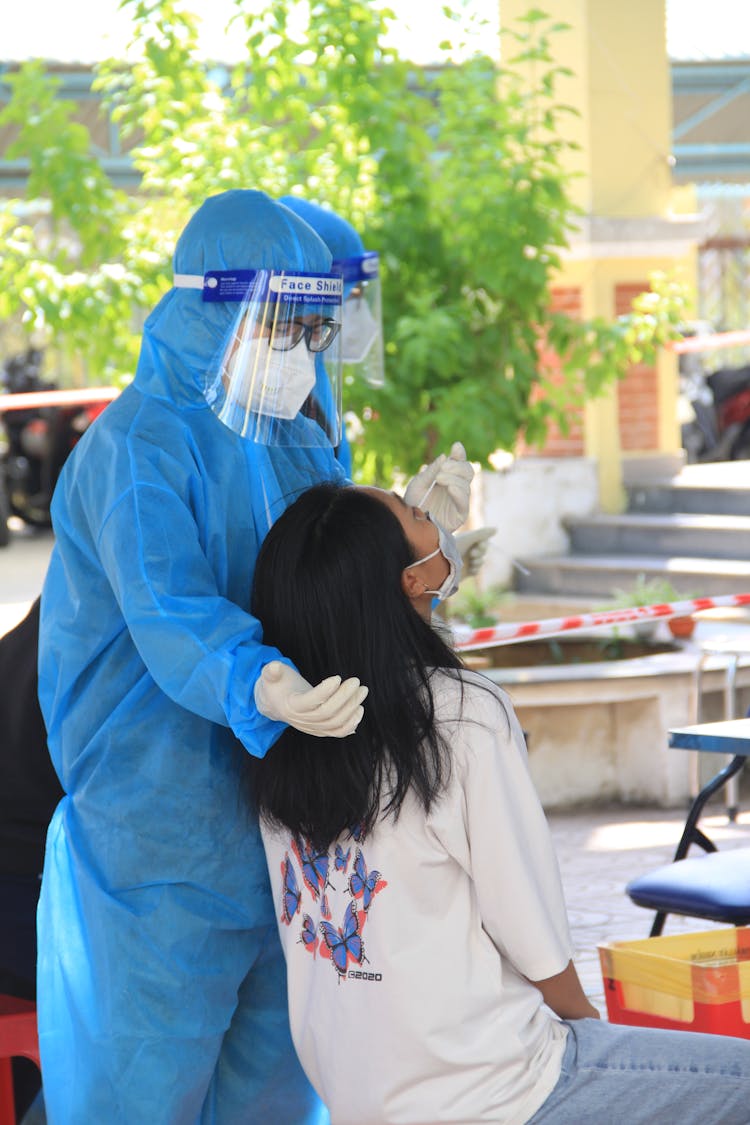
[348, 848, 387, 912]
[299, 914, 318, 955]
[321, 892, 332, 921]
[334, 845, 351, 874]
[319, 901, 365, 979]
[292, 835, 330, 901]
[280, 853, 301, 926]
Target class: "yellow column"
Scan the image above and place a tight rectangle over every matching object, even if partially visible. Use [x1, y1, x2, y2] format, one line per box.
[584, 389, 625, 509]
[499, 0, 672, 213]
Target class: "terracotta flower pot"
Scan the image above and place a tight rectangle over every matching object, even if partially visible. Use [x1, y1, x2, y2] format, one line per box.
[668, 615, 696, 639]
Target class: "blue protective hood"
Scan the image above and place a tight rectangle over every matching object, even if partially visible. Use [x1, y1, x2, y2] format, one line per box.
[136, 190, 334, 407]
[278, 196, 364, 262]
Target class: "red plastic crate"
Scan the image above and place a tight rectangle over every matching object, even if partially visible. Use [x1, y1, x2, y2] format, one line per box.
[599, 926, 750, 1038]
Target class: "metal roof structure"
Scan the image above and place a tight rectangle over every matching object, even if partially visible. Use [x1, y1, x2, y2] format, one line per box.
[672, 59, 750, 182]
[1, 57, 749, 191]
[0, 64, 140, 192]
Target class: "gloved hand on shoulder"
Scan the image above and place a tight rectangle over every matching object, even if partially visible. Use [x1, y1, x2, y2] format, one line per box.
[454, 526, 497, 579]
[403, 442, 474, 533]
[255, 661, 368, 738]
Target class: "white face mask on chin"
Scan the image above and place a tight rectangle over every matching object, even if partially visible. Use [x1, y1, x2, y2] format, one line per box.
[406, 517, 463, 601]
[227, 337, 316, 420]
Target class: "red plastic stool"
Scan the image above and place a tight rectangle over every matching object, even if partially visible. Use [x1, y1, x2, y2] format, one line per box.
[0, 996, 40, 1125]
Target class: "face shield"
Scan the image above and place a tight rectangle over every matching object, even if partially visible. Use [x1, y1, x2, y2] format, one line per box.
[174, 268, 343, 447]
[334, 252, 385, 387]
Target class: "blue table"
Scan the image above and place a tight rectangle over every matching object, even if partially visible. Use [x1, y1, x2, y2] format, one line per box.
[667, 719, 750, 862]
[669, 717, 750, 756]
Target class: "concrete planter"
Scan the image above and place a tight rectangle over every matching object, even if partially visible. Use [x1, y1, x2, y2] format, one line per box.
[464, 456, 750, 809]
[478, 645, 750, 809]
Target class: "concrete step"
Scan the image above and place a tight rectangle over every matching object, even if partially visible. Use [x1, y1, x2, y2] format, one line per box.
[626, 462, 750, 516]
[514, 554, 750, 600]
[565, 512, 750, 560]
[627, 483, 750, 516]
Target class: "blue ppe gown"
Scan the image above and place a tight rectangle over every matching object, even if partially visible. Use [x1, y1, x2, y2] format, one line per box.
[37, 191, 342, 1124]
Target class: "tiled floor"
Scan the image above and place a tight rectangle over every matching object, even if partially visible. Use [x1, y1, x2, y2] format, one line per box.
[548, 800, 750, 1012]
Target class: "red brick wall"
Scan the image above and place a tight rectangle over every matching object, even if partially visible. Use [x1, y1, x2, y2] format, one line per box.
[519, 286, 585, 458]
[615, 282, 659, 452]
[518, 281, 660, 459]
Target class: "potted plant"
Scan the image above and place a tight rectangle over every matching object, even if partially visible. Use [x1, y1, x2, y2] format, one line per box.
[610, 575, 696, 641]
[666, 613, 697, 640]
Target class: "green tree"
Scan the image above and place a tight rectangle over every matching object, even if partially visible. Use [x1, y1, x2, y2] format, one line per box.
[0, 1, 686, 478]
[0, 60, 169, 380]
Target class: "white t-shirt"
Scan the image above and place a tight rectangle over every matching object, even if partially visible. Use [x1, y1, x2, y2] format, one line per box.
[261, 670, 572, 1125]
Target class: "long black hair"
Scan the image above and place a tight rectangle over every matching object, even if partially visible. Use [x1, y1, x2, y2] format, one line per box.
[248, 482, 465, 850]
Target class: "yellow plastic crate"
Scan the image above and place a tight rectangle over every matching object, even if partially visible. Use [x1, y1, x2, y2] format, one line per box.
[598, 926, 750, 1036]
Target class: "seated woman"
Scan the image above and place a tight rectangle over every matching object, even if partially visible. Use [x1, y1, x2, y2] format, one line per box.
[249, 482, 750, 1125]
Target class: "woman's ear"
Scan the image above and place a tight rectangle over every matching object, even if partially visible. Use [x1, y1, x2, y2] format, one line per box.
[400, 566, 423, 602]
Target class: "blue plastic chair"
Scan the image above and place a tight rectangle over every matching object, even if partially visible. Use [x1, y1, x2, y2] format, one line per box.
[627, 749, 750, 936]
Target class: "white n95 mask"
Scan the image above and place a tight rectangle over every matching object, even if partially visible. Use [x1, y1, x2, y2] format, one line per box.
[226, 335, 316, 421]
[406, 517, 463, 601]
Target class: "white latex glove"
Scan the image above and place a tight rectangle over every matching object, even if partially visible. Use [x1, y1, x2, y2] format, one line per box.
[454, 526, 497, 579]
[255, 661, 368, 738]
[403, 442, 474, 533]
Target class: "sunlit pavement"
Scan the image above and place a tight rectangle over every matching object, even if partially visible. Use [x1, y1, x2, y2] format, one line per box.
[0, 518, 53, 633]
[2, 519, 749, 1017]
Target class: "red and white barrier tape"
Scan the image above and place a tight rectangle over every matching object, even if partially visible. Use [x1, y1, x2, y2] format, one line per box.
[669, 329, 750, 355]
[0, 387, 120, 412]
[453, 593, 750, 651]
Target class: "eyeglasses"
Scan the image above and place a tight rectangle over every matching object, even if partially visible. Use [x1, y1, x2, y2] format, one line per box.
[270, 317, 341, 354]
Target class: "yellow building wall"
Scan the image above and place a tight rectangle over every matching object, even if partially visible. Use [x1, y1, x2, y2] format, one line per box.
[499, 0, 699, 510]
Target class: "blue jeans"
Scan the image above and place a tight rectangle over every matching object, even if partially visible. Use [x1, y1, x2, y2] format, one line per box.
[527, 1018, 750, 1124]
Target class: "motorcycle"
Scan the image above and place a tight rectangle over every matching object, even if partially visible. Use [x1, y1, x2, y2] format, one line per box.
[0, 348, 106, 546]
[678, 347, 750, 463]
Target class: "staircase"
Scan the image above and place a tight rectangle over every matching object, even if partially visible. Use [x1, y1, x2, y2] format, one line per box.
[514, 462, 750, 600]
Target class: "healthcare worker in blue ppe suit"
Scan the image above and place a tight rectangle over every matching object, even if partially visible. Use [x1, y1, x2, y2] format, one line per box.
[279, 197, 386, 408]
[37, 190, 370, 1125]
[37, 188, 474, 1124]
